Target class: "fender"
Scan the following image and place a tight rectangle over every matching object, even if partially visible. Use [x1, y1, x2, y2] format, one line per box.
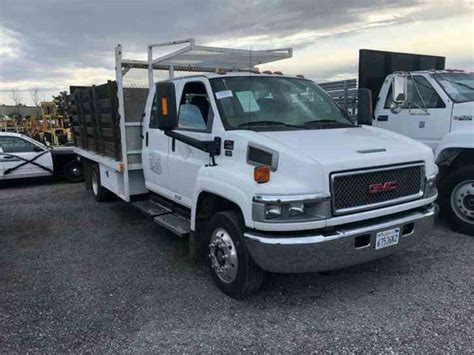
[191, 167, 254, 231]
[435, 131, 474, 165]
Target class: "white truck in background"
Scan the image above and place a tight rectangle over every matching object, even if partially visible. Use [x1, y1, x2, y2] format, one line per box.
[70, 39, 437, 297]
[320, 50, 473, 236]
[358, 70, 474, 236]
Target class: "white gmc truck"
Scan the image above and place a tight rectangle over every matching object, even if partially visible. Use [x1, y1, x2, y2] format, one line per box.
[360, 70, 473, 236]
[71, 39, 437, 297]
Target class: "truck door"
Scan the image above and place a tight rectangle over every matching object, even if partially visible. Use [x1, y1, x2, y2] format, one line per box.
[375, 75, 451, 150]
[142, 86, 172, 195]
[0, 135, 53, 180]
[168, 79, 215, 207]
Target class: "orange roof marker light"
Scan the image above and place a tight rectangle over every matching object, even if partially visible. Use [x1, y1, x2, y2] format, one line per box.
[273, 71, 283, 75]
[296, 74, 305, 78]
[262, 70, 273, 75]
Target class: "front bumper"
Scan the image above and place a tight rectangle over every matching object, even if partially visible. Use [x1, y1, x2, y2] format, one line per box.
[244, 205, 436, 273]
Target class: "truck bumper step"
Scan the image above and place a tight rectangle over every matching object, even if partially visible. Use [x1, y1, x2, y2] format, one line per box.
[154, 213, 191, 238]
[132, 199, 190, 238]
[132, 199, 171, 217]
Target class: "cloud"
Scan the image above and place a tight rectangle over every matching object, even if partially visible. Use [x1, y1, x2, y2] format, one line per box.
[0, 0, 472, 105]
[0, 27, 20, 61]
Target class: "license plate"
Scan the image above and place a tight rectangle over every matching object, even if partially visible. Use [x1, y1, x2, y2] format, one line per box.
[375, 228, 400, 250]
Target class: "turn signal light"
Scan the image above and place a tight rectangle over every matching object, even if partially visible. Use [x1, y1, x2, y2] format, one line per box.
[161, 98, 168, 116]
[254, 166, 270, 184]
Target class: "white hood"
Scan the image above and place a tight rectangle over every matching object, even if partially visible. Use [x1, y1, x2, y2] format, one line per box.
[259, 126, 434, 172]
[222, 125, 436, 196]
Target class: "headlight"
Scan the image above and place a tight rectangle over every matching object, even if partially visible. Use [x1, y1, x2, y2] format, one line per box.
[265, 204, 282, 219]
[253, 194, 331, 223]
[425, 174, 438, 198]
[288, 202, 305, 216]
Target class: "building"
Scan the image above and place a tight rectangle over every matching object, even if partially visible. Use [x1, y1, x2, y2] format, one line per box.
[0, 104, 42, 119]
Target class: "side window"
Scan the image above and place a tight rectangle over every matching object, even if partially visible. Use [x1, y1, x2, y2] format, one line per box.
[0, 136, 38, 153]
[178, 82, 212, 131]
[149, 92, 159, 128]
[384, 76, 445, 109]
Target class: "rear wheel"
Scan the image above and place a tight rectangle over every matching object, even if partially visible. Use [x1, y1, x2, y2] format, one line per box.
[207, 211, 264, 298]
[90, 166, 110, 202]
[442, 166, 474, 236]
[63, 160, 84, 182]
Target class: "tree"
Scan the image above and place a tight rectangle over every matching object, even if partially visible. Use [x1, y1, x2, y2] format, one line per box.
[10, 89, 23, 121]
[53, 91, 70, 117]
[29, 87, 42, 120]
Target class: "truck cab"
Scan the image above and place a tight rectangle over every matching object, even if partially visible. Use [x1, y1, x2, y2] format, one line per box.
[72, 39, 438, 297]
[373, 71, 474, 235]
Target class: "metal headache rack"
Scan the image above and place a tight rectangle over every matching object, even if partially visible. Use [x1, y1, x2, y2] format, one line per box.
[116, 38, 293, 88]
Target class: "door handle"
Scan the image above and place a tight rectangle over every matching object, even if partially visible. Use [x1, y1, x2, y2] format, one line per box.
[140, 112, 145, 139]
[3, 156, 14, 159]
[376, 115, 388, 122]
[145, 132, 149, 147]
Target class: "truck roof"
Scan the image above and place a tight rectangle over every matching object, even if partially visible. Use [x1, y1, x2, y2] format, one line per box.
[393, 69, 469, 75]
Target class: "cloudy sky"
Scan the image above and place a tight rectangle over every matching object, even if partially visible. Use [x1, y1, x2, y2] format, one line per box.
[0, 0, 473, 105]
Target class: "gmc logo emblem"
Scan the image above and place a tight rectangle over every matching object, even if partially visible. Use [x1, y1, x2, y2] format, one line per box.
[368, 181, 398, 194]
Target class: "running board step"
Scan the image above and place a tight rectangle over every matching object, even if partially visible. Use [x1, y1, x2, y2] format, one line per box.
[132, 199, 171, 217]
[153, 213, 191, 238]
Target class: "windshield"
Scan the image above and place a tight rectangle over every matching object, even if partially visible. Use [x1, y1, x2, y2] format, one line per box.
[210, 76, 354, 130]
[433, 72, 474, 103]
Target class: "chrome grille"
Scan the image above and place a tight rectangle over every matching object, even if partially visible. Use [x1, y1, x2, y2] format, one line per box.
[331, 163, 425, 215]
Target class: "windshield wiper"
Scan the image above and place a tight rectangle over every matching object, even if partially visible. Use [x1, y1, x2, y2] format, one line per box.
[237, 121, 309, 129]
[303, 119, 353, 127]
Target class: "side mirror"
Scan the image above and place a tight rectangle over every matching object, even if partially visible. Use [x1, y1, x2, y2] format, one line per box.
[357, 88, 373, 126]
[391, 73, 408, 111]
[156, 82, 178, 131]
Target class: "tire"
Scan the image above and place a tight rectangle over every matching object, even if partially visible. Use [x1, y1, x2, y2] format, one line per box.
[90, 165, 110, 202]
[207, 211, 265, 298]
[441, 165, 474, 236]
[63, 160, 84, 183]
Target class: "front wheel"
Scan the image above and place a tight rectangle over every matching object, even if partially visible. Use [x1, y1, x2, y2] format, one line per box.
[207, 211, 264, 298]
[443, 166, 474, 236]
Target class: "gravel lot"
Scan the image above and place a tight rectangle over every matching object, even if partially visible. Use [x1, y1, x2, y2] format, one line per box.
[1, 180, 473, 353]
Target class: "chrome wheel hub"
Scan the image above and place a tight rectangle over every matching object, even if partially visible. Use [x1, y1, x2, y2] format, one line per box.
[450, 180, 474, 224]
[209, 228, 238, 283]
